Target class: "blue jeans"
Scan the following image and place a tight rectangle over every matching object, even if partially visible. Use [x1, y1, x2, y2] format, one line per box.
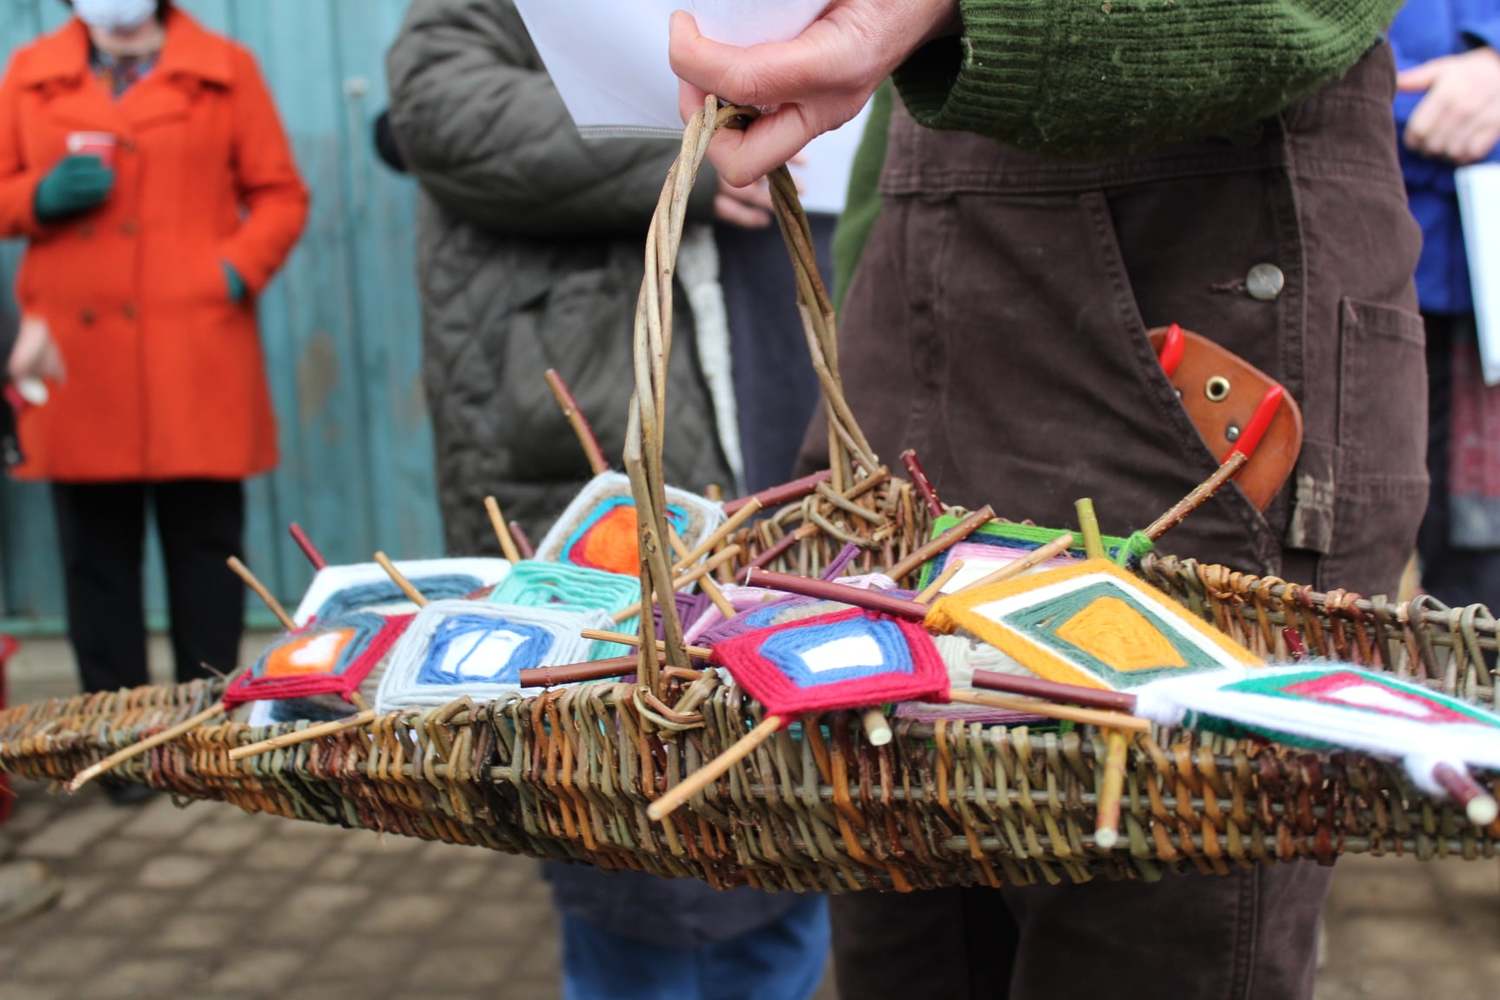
[561, 895, 830, 1000]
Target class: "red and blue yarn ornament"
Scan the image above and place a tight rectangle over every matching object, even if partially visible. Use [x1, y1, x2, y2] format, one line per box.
[914, 517, 1153, 594]
[712, 608, 950, 719]
[224, 611, 410, 710]
[375, 600, 611, 712]
[535, 472, 724, 577]
[292, 558, 512, 626]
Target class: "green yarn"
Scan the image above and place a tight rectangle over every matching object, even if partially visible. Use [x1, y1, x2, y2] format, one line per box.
[914, 515, 1154, 590]
[490, 561, 640, 659]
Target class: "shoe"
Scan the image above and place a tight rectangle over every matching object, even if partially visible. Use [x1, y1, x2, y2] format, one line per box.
[0, 861, 61, 925]
[102, 781, 157, 807]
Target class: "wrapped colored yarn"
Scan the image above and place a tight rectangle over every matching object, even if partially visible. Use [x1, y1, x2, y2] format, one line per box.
[535, 472, 724, 576]
[490, 560, 641, 656]
[224, 612, 410, 709]
[712, 608, 949, 719]
[293, 558, 512, 626]
[375, 600, 610, 712]
[930, 559, 1260, 691]
[914, 517, 1152, 593]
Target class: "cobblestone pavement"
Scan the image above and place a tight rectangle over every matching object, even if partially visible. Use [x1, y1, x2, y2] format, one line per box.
[2, 639, 1495, 999]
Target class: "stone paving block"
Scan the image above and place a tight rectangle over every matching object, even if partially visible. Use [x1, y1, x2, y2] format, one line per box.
[253, 883, 374, 944]
[192, 872, 284, 910]
[53, 873, 109, 913]
[316, 850, 363, 881]
[180, 817, 265, 855]
[77, 890, 174, 931]
[307, 935, 419, 981]
[155, 912, 242, 951]
[15, 801, 126, 860]
[0, 982, 71, 1000]
[118, 795, 210, 840]
[243, 836, 328, 872]
[15, 934, 118, 980]
[1327, 865, 1445, 913]
[1328, 914, 1476, 966]
[206, 947, 308, 994]
[356, 893, 452, 934]
[88, 958, 194, 999]
[1424, 857, 1500, 903]
[137, 853, 219, 890]
[403, 946, 514, 991]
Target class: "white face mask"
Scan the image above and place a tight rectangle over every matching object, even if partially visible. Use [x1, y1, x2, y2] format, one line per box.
[73, 0, 157, 32]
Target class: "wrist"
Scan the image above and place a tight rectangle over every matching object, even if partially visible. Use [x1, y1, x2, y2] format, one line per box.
[921, 1, 962, 45]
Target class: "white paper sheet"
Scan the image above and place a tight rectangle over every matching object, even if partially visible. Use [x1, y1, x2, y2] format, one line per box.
[515, 0, 866, 213]
[1456, 163, 1500, 386]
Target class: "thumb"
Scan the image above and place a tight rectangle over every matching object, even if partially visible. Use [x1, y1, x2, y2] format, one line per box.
[1397, 58, 1447, 91]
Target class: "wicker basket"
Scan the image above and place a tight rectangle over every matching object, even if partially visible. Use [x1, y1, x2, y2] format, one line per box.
[1, 102, 1496, 891]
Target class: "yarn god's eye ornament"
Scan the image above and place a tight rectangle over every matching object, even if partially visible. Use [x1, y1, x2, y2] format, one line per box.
[292, 558, 512, 626]
[488, 560, 642, 656]
[374, 600, 612, 713]
[223, 611, 410, 709]
[929, 559, 1260, 691]
[914, 518, 1152, 596]
[534, 472, 724, 577]
[710, 608, 950, 719]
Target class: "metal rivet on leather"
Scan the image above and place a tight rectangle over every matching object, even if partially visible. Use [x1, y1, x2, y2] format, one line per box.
[1247, 263, 1284, 302]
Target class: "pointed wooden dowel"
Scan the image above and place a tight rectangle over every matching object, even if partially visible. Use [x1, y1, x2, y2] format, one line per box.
[861, 708, 892, 747]
[227, 556, 295, 631]
[229, 710, 376, 762]
[670, 530, 735, 620]
[1094, 729, 1131, 849]
[581, 629, 714, 661]
[509, 521, 535, 559]
[915, 560, 965, 605]
[647, 713, 783, 821]
[886, 505, 995, 583]
[68, 702, 227, 792]
[1144, 451, 1249, 541]
[948, 690, 1151, 733]
[745, 568, 929, 622]
[483, 496, 523, 563]
[520, 655, 642, 689]
[1075, 498, 1106, 561]
[673, 498, 762, 570]
[544, 368, 609, 476]
[374, 552, 428, 607]
[722, 471, 830, 515]
[957, 533, 1076, 593]
[971, 669, 1138, 713]
[900, 448, 944, 518]
[288, 523, 327, 571]
[610, 545, 743, 623]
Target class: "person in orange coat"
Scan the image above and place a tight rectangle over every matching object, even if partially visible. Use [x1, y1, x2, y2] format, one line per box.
[0, 0, 307, 763]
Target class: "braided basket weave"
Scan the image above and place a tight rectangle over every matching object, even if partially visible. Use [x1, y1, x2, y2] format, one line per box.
[1, 102, 1496, 890]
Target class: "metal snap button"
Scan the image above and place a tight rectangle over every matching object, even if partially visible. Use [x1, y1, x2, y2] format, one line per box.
[1247, 263, 1284, 302]
[1205, 376, 1232, 402]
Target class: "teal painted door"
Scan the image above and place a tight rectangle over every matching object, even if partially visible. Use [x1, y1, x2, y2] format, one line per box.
[0, 0, 442, 632]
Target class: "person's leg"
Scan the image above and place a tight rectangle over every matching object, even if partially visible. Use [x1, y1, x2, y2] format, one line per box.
[559, 912, 697, 1000]
[152, 479, 245, 684]
[830, 887, 1019, 999]
[1002, 863, 1332, 1000]
[701, 895, 830, 1000]
[50, 482, 148, 693]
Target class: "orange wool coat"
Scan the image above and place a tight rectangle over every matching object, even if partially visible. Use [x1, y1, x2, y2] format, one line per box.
[0, 12, 308, 482]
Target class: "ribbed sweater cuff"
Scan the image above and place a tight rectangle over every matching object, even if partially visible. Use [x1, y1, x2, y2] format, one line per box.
[893, 0, 1052, 136]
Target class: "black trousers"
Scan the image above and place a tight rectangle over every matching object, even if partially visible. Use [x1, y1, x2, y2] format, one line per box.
[51, 480, 245, 692]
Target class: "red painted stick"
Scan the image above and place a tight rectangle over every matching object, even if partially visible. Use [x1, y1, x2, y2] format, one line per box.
[723, 470, 831, 515]
[509, 521, 535, 560]
[1431, 762, 1500, 827]
[1281, 628, 1308, 662]
[745, 524, 817, 573]
[900, 449, 944, 518]
[289, 523, 327, 571]
[520, 655, 638, 688]
[970, 669, 1138, 713]
[544, 368, 609, 476]
[744, 568, 929, 622]
[885, 505, 995, 582]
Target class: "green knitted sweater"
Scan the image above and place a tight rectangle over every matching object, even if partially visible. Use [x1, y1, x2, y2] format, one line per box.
[832, 0, 1400, 303]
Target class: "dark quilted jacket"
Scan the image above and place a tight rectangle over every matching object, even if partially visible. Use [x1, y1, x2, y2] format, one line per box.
[386, 0, 733, 551]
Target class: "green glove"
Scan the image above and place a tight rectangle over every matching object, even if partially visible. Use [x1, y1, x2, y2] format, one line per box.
[221, 262, 247, 303]
[34, 155, 114, 222]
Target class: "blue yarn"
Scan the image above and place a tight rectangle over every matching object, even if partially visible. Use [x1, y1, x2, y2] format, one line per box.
[758, 616, 913, 690]
[415, 614, 554, 687]
[312, 574, 483, 621]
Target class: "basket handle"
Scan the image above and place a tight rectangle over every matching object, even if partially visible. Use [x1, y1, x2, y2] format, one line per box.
[625, 98, 880, 693]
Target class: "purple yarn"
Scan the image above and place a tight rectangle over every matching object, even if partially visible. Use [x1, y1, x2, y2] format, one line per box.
[653, 592, 713, 640]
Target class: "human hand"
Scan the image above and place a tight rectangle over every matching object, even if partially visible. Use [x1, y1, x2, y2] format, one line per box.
[1398, 47, 1500, 165]
[7, 315, 65, 385]
[33, 155, 115, 222]
[670, 1, 959, 186]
